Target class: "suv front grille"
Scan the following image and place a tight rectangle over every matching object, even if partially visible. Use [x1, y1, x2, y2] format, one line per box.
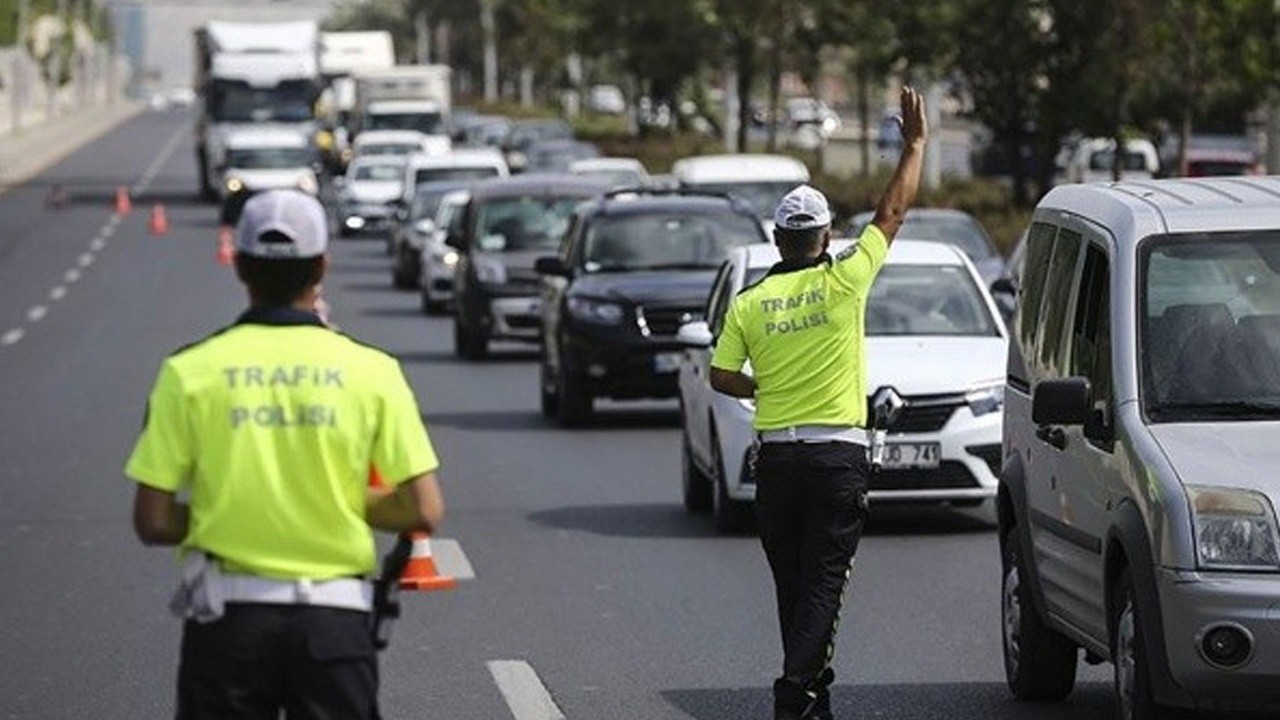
[638, 305, 702, 338]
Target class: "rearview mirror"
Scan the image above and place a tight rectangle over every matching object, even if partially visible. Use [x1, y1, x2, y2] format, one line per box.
[534, 256, 571, 277]
[1033, 377, 1091, 426]
[675, 320, 713, 348]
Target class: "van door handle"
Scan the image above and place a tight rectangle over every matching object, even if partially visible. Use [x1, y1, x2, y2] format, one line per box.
[1036, 426, 1067, 450]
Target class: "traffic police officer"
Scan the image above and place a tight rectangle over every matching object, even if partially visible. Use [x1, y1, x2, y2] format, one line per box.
[126, 189, 445, 720]
[709, 87, 927, 720]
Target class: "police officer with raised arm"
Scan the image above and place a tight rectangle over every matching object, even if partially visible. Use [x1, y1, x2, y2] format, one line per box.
[709, 86, 927, 720]
[126, 189, 445, 720]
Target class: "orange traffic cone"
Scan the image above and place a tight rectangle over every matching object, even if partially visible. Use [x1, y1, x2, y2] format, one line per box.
[149, 203, 169, 236]
[398, 532, 456, 591]
[114, 186, 131, 215]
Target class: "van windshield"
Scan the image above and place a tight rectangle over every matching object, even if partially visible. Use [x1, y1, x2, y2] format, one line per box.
[1143, 232, 1280, 421]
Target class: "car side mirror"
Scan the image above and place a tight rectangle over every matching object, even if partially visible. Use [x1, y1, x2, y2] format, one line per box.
[675, 320, 713, 348]
[990, 277, 1017, 297]
[1033, 377, 1092, 426]
[534, 256, 571, 277]
[445, 232, 467, 251]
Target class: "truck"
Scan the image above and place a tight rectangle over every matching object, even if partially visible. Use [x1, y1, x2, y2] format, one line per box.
[193, 20, 322, 201]
[352, 65, 452, 142]
[319, 31, 395, 166]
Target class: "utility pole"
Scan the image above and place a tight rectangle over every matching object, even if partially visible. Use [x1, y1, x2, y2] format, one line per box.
[12, 0, 31, 132]
[480, 0, 497, 103]
[415, 11, 430, 65]
[47, 0, 69, 120]
[1269, 0, 1280, 173]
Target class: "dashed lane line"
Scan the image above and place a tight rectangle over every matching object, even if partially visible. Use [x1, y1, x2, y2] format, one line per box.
[64, 269, 81, 284]
[77, 253, 95, 268]
[488, 661, 567, 720]
[49, 286, 67, 301]
[26, 305, 48, 322]
[1, 329, 24, 346]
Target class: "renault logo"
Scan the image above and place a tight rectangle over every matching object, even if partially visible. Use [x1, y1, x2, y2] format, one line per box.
[871, 386, 906, 428]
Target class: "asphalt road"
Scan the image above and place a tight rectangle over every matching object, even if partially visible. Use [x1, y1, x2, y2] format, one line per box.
[0, 109, 1112, 720]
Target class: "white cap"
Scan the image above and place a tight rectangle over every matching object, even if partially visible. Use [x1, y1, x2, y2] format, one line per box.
[773, 184, 832, 230]
[236, 190, 329, 259]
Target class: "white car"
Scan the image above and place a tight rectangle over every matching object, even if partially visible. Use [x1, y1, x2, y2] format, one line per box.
[399, 149, 509, 206]
[352, 129, 450, 159]
[220, 127, 319, 201]
[1062, 136, 1159, 184]
[417, 189, 470, 314]
[568, 157, 650, 188]
[671, 153, 809, 230]
[336, 154, 406, 237]
[677, 240, 1008, 532]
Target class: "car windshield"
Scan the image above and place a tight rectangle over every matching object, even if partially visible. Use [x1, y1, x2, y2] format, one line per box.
[226, 147, 311, 170]
[582, 213, 763, 272]
[352, 163, 402, 181]
[414, 166, 500, 184]
[686, 181, 799, 220]
[368, 112, 444, 135]
[410, 189, 451, 220]
[1143, 232, 1280, 421]
[475, 195, 582, 252]
[1088, 149, 1149, 172]
[889, 215, 996, 260]
[865, 265, 999, 336]
[358, 143, 417, 156]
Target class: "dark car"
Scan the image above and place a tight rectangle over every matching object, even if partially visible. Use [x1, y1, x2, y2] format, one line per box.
[524, 139, 600, 173]
[847, 207, 1004, 285]
[534, 189, 768, 426]
[446, 174, 611, 359]
[389, 180, 473, 289]
[503, 119, 573, 172]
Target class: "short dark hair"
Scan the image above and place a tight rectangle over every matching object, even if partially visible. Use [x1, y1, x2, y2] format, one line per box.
[234, 246, 324, 306]
[773, 226, 826, 257]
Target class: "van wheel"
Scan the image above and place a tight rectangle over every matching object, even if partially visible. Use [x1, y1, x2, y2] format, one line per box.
[710, 425, 752, 534]
[680, 424, 712, 514]
[1002, 529, 1077, 701]
[1112, 568, 1188, 720]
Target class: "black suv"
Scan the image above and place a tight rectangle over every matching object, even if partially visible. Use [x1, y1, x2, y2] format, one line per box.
[447, 175, 610, 359]
[535, 189, 768, 425]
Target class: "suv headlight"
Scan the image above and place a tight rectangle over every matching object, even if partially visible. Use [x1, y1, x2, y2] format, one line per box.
[1188, 486, 1280, 570]
[567, 297, 624, 324]
[965, 381, 1005, 416]
[473, 255, 508, 285]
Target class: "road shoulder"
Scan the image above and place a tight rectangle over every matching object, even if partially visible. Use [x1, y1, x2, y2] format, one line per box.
[0, 103, 145, 197]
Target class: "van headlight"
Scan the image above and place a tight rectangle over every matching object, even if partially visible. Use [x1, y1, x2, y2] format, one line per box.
[965, 381, 1005, 417]
[1188, 486, 1280, 570]
[441, 250, 459, 267]
[567, 297, 624, 324]
[225, 177, 244, 193]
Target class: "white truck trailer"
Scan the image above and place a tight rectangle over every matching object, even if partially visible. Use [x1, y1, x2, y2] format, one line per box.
[193, 20, 322, 200]
[352, 65, 452, 142]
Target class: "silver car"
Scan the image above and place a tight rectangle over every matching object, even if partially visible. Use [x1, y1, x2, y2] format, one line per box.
[1001, 176, 1280, 717]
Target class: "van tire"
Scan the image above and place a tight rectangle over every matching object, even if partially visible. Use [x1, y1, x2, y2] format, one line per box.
[1002, 529, 1077, 701]
[1111, 568, 1189, 720]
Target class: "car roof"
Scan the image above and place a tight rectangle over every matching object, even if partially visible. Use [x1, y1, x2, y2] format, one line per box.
[405, 149, 506, 169]
[735, 239, 966, 270]
[850, 207, 978, 224]
[672, 154, 809, 183]
[355, 130, 427, 144]
[412, 179, 473, 193]
[588, 192, 755, 217]
[1037, 176, 1280, 242]
[468, 173, 610, 200]
[570, 157, 646, 173]
[367, 99, 445, 112]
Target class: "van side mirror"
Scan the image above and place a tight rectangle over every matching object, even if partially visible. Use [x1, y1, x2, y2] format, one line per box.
[990, 277, 1017, 297]
[1033, 377, 1092, 426]
[675, 320, 713, 348]
[534, 256, 570, 277]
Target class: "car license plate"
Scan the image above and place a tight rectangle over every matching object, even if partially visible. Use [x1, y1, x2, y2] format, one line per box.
[653, 352, 683, 373]
[882, 442, 941, 470]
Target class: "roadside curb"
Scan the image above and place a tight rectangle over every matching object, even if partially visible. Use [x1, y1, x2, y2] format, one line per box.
[0, 103, 146, 197]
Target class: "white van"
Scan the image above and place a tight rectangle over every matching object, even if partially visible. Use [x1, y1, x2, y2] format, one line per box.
[1001, 177, 1280, 717]
[671, 154, 810, 229]
[1062, 137, 1159, 184]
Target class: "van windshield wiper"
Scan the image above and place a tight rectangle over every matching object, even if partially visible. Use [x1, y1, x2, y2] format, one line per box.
[1152, 400, 1280, 418]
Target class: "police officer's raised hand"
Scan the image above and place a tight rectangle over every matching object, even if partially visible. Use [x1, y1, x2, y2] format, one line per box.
[898, 86, 927, 150]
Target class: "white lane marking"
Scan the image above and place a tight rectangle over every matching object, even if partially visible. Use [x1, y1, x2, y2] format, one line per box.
[26, 305, 48, 322]
[78, 253, 94, 268]
[487, 661, 566, 720]
[133, 123, 187, 194]
[90, 237, 106, 251]
[64, 269, 81, 283]
[1, 328, 23, 346]
[100, 225, 114, 239]
[49, 286, 67, 301]
[106, 214, 121, 229]
[431, 538, 476, 581]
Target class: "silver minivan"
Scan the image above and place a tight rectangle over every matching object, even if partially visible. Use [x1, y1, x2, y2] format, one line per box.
[1000, 177, 1280, 718]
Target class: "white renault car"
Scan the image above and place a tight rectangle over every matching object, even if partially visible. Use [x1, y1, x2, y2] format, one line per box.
[417, 189, 470, 314]
[677, 240, 1009, 531]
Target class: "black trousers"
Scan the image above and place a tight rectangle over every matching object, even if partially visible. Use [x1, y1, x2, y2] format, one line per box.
[754, 441, 870, 719]
[176, 603, 379, 720]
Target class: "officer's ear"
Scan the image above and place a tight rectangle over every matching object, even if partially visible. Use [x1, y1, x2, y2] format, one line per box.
[821, 227, 832, 253]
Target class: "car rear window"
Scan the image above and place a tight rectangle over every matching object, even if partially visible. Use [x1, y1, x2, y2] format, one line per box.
[582, 213, 764, 271]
